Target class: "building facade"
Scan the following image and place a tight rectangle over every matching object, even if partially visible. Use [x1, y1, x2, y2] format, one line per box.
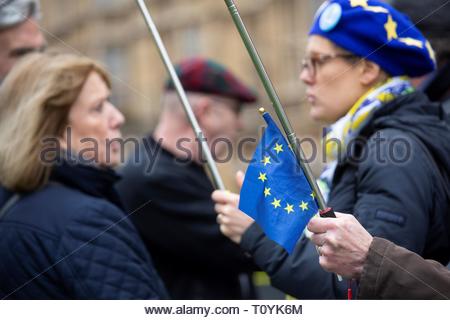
[40, 0, 324, 185]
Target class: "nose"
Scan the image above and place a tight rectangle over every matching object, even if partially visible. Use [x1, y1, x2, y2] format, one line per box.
[109, 103, 125, 129]
[299, 67, 314, 85]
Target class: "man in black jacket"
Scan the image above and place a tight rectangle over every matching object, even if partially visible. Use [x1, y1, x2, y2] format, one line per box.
[116, 57, 258, 299]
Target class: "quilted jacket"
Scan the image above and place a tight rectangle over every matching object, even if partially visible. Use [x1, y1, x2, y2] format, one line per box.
[0, 160, 168, 299]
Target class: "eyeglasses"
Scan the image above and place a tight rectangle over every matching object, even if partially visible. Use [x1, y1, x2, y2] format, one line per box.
[301, 53, 357, 78]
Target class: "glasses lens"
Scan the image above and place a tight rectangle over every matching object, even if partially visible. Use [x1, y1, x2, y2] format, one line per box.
[301, 58, 316, 77]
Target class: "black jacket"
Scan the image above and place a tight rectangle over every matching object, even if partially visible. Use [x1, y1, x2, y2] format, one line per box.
[240, 92, 450, 299]
[116, 137, 255, 299]
[0, 160, 168, 299]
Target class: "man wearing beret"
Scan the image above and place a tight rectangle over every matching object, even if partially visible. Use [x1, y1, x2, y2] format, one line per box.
[213, 0, 450, 299]
[116, 57, 257, 299]
[0, 0, 46, 83]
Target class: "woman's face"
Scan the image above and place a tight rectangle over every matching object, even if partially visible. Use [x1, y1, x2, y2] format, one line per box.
[62, 71, 125, 167]
[300, 35, 369, 124]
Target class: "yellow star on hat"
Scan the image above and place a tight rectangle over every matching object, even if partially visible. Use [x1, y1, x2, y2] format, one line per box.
[398, 37, 423, 49]
[385, 15, 398, 41]
[425, 41, 436, 64]
[350, 0, 368, 8]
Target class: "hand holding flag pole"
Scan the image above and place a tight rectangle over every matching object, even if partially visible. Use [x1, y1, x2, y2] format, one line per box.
[135, 0, 225, 190]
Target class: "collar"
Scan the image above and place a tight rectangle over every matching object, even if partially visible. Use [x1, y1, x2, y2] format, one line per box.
[50, 158, 123, 209]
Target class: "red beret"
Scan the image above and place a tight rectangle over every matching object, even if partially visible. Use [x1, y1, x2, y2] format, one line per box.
[165, 57, 257, 104]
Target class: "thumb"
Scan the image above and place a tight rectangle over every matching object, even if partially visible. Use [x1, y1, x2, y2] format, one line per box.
[236, 170, 245, 190]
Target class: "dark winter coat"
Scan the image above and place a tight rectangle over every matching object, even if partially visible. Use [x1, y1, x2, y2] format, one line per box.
[240, 92, 450, 299]
[0, 160, 168, 299]
[116, 137, 256, 299]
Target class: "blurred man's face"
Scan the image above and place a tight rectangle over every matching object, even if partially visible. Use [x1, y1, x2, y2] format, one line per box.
[200, 95, 243, 157]
[0, 18, 46, 82]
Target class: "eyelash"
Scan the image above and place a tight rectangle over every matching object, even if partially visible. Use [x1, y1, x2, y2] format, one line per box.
[94, 102, 104, 113]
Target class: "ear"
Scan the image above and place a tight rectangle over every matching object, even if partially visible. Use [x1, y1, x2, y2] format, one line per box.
[58, 126, 69, 150]
[359, 60, 383, 86]
[193, 97, 213, 126]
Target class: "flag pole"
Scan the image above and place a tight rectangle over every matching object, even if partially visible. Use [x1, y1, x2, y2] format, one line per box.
[135, 0, 225, 190]
[224, 0, 333, 215]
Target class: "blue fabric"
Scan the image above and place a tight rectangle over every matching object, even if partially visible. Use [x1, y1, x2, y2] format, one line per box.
[239, 113, 318, 254]
[0, 161, 168, 299]
[309, 0, 436, 77]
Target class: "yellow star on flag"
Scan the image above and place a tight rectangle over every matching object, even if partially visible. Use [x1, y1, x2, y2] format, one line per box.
[284, 203, 294, 214]
[310, 192, 315, 200]
[264, 187, 271, 197]
[300, 201, 309, 211]
[350, 0, 368, 8]
[261, 156, 271, 166]
[258, 172, 267, 182]
[384, 15, 398, 41]
[271, 198, 281, 209]
[274, 143, 284, 154]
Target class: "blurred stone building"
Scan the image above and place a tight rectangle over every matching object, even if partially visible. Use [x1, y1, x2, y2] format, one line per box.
[40, 0, 323, 188]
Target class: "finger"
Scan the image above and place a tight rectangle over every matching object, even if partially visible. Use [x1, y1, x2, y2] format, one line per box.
[219, 214, 231, 225]
[311, 232, 327, 247]
[227, 211, 254, 227]
[236, 170, 245, 189]
[307, 216, 337, 233]
[220, 224, 234, 238]
[212, 190, 227, 203]
[214, 203, 227, 215]
[219, 224, 229, 237]
[320, 244, 332, 258]
[319, 256, 333, 273]
[212, 190, 238, 205]
[317, 245, 322, 256]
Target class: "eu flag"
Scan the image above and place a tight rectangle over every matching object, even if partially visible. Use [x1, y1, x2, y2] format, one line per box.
[239, 113, 319, 254]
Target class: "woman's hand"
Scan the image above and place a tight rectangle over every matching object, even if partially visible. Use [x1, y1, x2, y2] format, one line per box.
[212, 171, 254, 244]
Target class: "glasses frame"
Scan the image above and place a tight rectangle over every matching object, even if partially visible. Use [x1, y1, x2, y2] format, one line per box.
[301, 53, 358, 78]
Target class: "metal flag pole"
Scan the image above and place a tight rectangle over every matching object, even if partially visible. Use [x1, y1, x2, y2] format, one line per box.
[224, 0, 334, 216]
[135, 0, 225, 190]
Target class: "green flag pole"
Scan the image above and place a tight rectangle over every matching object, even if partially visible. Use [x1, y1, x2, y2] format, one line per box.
[224, 0, 332, 214]
[135, 0, 225, 190]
